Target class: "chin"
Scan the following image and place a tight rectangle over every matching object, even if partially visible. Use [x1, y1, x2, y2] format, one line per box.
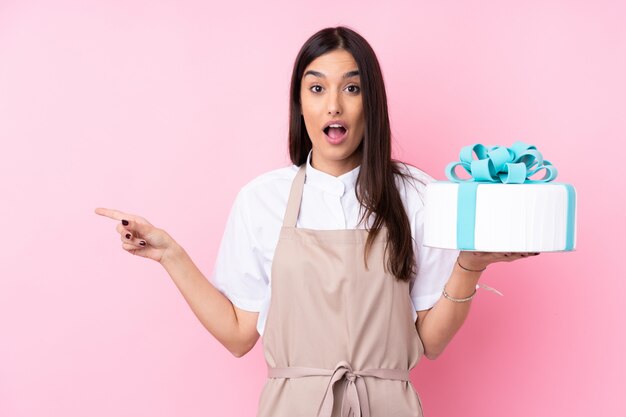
[315, 146, 363, 170]
[316, 142, 356, 158]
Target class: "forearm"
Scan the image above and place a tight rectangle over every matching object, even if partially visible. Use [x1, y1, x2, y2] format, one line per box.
[159, 243, 241, 356]
[416, 260, 483, 359]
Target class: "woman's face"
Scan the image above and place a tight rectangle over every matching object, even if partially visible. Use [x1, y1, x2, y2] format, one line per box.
[300, 49, 365, 176]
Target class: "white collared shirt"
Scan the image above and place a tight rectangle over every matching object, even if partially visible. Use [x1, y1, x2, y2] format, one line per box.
[211, 150, 460, 337]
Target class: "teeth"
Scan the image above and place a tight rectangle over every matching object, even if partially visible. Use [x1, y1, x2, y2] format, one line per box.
[328, 123, 344, 128]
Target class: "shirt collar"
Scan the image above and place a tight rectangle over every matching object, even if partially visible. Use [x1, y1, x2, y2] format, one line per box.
[304, 149, 360, 197]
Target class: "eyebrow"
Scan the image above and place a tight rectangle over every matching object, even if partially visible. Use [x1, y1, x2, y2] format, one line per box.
[303, 70, 360, 79]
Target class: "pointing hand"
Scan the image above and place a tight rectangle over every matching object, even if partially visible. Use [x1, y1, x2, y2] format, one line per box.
[94, 207, 176, 263]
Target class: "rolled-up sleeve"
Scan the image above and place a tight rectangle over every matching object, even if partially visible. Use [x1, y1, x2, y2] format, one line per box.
[210, 188, 268, 312]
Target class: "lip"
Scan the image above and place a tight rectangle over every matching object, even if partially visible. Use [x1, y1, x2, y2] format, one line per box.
[322, 119, 349, 145]
[322, 119, 349, 131]
[323, 129, 348, 146]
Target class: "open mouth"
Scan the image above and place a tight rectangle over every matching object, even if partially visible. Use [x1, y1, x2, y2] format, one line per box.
[323, 125, 348, 139]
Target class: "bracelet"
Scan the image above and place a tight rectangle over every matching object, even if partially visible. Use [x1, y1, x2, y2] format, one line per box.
[442, 285, 477, 302]
[456, 256, 486, 272]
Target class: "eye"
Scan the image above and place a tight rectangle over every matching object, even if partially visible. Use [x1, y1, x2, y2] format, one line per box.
[308, 84, 361, 94]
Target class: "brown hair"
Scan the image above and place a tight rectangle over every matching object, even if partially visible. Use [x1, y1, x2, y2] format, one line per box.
[288, 26, 426, 282]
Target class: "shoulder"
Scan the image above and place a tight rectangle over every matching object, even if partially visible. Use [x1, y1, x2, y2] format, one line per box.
[239, 163, 298, 197]
[232, 163, 299, 217]
[227, 164, 299, 249]
[392, 160, 437, 206]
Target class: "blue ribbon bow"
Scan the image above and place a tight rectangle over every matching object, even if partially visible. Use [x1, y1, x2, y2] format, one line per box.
[440, 141, 575, 251]
[445, 141, 558, 183]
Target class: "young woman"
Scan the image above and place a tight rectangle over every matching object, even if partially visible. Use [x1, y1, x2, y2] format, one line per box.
[95, 26, 538, 417]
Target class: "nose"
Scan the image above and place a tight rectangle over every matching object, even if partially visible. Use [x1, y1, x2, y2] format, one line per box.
[327, 88, 342, 115]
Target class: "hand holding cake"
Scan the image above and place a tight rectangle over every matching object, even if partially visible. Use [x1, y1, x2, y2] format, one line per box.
[458, 250, 540, 272]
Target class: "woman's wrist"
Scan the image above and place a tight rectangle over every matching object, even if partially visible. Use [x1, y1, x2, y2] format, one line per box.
[456, 256, 487, 272]
[160, 239, 186, 268]
[442, 260, 483, 300]
[457, 252, 489, 272]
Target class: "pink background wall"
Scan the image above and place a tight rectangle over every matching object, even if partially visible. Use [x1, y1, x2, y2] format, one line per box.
[1, 0, 623, 416]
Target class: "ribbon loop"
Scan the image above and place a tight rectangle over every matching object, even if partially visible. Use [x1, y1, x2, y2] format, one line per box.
[445, 141, 558, 184]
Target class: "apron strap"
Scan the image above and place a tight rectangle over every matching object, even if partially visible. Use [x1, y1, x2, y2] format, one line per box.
[283, 164, 307, 228]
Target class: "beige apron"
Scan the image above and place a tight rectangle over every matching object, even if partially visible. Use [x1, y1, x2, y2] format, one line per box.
[257, 164, 425, 417]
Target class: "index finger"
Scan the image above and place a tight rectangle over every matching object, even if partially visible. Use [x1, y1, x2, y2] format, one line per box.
[94, 207, 133, 222]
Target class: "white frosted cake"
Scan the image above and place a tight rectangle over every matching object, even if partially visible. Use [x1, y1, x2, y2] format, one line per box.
[423, 142, 577, 252]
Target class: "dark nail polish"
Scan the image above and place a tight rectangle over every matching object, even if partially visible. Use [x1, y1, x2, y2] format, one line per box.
[125, 233, 131, 239]
[122, 219, 129, 226]
[139, 241, 146, 246]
